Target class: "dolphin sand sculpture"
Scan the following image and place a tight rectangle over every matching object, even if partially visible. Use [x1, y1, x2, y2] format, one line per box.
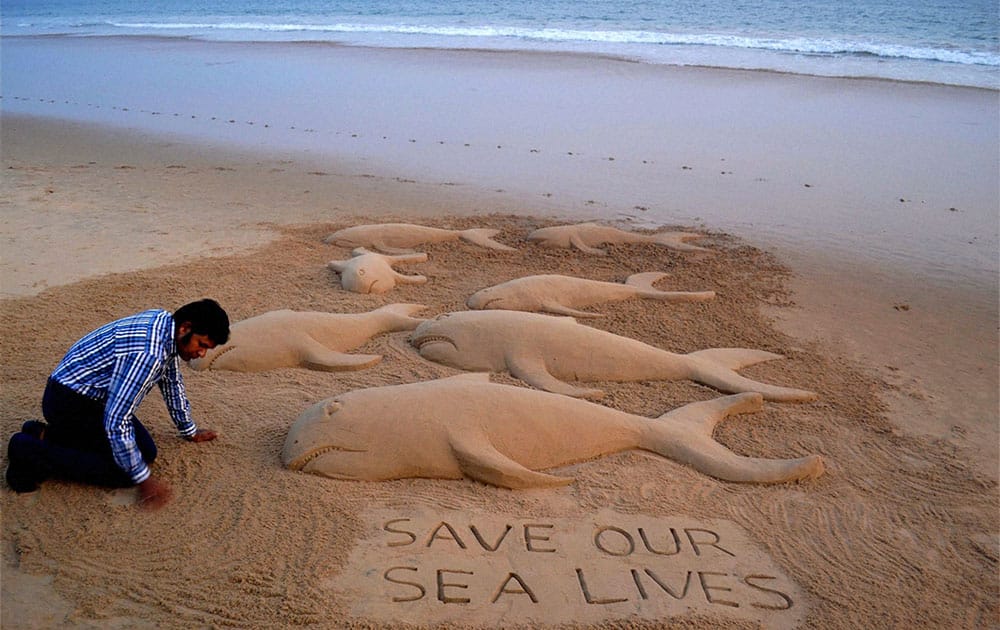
[409, 310, 817, 402]
[466, 272, 715, 317]
[324, 223, 516, 253]
[328, 247, 428, 294]
[526, 222, 710, 255]
[189, 304, 427, 372]
[282, 373, 824, 487]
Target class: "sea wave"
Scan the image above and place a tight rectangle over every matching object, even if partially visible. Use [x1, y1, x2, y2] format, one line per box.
[106, 21, 1000, 67]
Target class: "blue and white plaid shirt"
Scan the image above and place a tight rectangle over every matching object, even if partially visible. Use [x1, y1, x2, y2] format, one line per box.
[50, 309, 198, 484]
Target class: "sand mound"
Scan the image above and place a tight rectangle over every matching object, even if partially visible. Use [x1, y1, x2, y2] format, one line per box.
[2, 215, 996, 628]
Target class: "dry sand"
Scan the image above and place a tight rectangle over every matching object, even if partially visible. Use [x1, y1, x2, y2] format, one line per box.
[1, 115, 997, 628]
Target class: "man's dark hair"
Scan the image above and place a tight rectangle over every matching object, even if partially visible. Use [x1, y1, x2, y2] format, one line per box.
[174, 299, 230, 345]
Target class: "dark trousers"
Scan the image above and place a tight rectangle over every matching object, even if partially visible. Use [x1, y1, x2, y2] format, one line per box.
[40, 378, 157, 487]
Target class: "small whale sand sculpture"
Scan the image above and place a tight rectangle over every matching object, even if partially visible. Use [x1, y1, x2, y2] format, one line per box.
[189, 303, 427, 372]
[466, 272, 715, 317]
[527, 222, 710, 255]
[328, 247, 428, 294]
[324, 223, 516, 253]
[282, 373, 824, 487]
[410, 310, 816, 402]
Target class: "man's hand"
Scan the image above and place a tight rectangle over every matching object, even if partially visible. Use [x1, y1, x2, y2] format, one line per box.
[188, 428, 217, 442]
[138, 476, 173, 510]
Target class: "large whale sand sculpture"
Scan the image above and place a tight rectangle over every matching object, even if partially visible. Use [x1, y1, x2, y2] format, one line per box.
[410, 311, 816, 402]
[527, 222, 710, 255]
[328, 247, 428, 294]
[466, 272, 715, 317]
[324, 223, 516, 253]
[189, 304, 427, 372]
[282, 374, 824, 487]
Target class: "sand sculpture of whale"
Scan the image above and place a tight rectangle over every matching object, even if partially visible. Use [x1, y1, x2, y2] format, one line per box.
[328, 247, 428, 294]
[410, 310, 816, 402]
[466, 272, 715, 317]
[324, 223, 516, 253]
[526, 222, 710, 255]
[189, 304, 427, 372]
[282, 373, 824, 487]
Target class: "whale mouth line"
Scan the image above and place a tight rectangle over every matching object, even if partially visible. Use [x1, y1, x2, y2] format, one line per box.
[288, 444, 367, 471]
[203, 344, 237, 370]
[412, 334, 457, 351]
[480, 297, 503, 310]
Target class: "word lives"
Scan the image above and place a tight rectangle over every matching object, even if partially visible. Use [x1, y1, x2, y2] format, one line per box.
[333, 507, 807, 627]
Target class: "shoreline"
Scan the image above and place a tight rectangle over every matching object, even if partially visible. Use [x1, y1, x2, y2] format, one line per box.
[4, 32, 997, 91]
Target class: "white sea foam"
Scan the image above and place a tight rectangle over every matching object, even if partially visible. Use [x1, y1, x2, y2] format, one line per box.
[106, 20, 1000, 68]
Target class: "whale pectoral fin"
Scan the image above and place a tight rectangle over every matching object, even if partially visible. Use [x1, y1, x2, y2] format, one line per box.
[450, 431, 573, 489]
[299, 338, 382, 372]
[542, 302, 605, 318]
[506, 354, 605, 399]
[569, 232, 607, 255]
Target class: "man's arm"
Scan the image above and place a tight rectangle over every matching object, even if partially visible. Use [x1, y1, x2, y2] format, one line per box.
[160, 358, 218, 444]
[105, 352, 162, 484]
[159, 356, 197, 438]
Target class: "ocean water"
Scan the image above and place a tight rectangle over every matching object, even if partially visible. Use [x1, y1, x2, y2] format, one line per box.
[2, 0, 998, 88]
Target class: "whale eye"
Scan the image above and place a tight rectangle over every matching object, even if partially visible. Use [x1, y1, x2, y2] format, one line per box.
[324, 400, 343, 416]
[358, 269, 366, 275]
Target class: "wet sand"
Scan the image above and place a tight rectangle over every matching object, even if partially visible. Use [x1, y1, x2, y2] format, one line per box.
[4, 38, 998, 285]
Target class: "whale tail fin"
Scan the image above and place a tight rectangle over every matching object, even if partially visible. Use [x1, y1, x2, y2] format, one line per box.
[459, 228, 517, 251]
[688, 348, 783, 368]
[373, 303, 428, 330]
[642, 393, 824, 483]
[383, 251, 428, 265]
[652, 231, 712, 253]
[322, 231, 348, 245]
[625, 272, 716, 302]
[684, 349, 818, 402]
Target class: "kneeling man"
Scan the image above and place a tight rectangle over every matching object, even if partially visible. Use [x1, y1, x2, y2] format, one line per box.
[6, 299, 230, 509]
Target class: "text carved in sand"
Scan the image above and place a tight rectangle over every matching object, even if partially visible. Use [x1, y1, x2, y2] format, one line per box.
[331, 508, 806, 626]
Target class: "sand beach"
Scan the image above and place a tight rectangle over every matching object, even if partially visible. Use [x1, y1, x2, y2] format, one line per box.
[1, 38, 997, 628]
